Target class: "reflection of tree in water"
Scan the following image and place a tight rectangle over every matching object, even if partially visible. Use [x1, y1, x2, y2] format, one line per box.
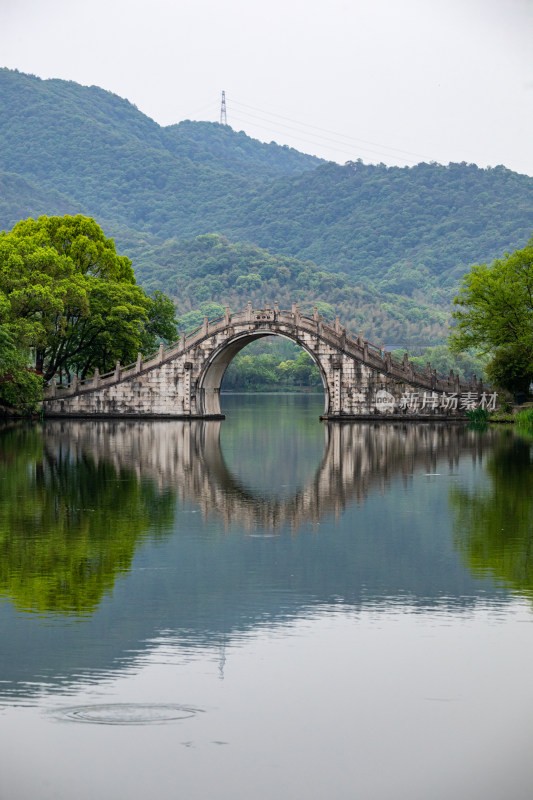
[0, 425, 175, 615]
[1, 418, 514, 618]
[451, 430, 533, 597]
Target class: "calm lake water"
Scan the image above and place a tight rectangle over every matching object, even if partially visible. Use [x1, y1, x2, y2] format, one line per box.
[1, 394, 533, 800]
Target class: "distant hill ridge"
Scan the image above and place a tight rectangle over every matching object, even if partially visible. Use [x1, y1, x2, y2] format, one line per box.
[1, 67, 532, 346]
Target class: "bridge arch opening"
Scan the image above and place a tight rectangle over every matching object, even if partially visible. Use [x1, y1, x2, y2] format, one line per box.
[197, 331, 329, 417]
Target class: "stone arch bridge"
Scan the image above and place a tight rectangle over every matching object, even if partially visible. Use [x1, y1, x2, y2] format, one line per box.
[43, 302, 491, 419]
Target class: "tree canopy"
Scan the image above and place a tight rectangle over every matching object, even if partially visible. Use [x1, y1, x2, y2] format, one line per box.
[0, 215, 178, 386]
[449, 235, 533, 393]
[0, 285, 43, 411]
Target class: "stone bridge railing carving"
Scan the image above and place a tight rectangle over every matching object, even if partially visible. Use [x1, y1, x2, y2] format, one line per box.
[43, 302, 493, 419]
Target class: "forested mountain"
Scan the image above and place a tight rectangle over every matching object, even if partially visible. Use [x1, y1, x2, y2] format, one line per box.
[0, 69, 320, 234]
[0, 170, 83, 231]
[209, 160, 533, 289]
[137, 234, 447, 346]
[1, 67, 532, 347]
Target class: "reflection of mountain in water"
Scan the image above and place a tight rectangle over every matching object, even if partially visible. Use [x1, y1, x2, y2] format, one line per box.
[0, 418, 514, 699]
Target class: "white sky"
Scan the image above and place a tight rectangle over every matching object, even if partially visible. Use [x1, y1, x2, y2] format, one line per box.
[1, 0, 532, 175]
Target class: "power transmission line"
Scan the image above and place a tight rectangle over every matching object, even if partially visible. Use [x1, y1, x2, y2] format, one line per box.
[231, 98, 431, 161]
[228, 109, 420, 165]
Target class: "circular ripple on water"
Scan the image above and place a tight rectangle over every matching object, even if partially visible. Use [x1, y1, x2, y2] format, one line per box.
[52, 703, 200, 725]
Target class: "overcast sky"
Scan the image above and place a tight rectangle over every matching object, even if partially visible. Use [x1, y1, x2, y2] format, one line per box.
[1, 0, 532, 175]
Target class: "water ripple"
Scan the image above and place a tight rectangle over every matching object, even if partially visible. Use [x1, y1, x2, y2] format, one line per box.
[50, 702, 202, 725]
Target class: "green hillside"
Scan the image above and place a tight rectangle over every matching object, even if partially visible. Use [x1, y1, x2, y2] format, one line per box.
[207, 160, 533, 289]
[1, 67, 532, 348]
[0, 170, 83, 231]
[137, 234, 447, 346]
[0, 69, 321, 236]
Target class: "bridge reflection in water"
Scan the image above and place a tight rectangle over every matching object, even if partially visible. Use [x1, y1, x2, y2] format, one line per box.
[0, 413, 515, 702]
[43, 418, 491, 533]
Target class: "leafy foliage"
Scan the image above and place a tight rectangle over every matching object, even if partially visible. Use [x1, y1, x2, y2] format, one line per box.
[0, 289, 43, 412]
[484, 345, 533, 395]
[515, 407, 533, 431]
[222, 339, 322, 391]
[139, 289, 180, 352]
[0, 215, 178, 384]
[393, 345, 487, 381]
[465, 407, 489, 426]
[450, 235, 533, 393]
[0, 326, 43, 412]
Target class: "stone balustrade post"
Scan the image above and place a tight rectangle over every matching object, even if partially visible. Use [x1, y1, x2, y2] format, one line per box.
[246, 301, 253, 322]
[158, 342, 164, 363]
[93, 368, 100, 388]
[136, 352, 143, 373]
[225, 306, 231, 325]
[71, 374, 78, 393]
[114, 361, 121, 382]
[340, 328, 347, 349]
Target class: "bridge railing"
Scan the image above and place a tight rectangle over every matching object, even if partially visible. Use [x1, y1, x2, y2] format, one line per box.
[43, 302, 480, 399]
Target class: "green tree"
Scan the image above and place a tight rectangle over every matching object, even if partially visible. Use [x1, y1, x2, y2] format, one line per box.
[0, 330, 43, 412]
[138, 290, 179, 355]
[395, 344, 487, 381]
[0, 289, 42, 412]
[0, 215, 177, 380]
[179, 302, 226, 333]
[449, 236, 533, 393]
[278, 350, 322, 387]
